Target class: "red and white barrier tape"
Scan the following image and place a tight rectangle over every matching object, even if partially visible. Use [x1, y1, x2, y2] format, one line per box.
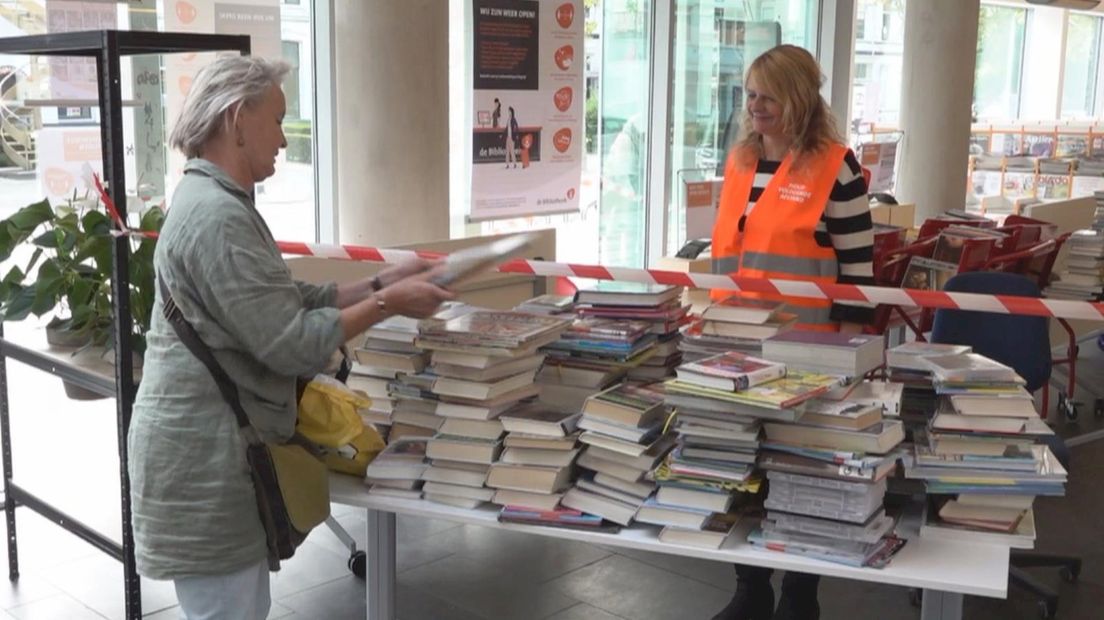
[84, 176, 1104, 322]
[273, 241, 1104, 322]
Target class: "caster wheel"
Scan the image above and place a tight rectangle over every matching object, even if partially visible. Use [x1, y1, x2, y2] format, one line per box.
[348, 550, 366, 579]
[1038, 599, 1057, 619]
[1059, 394, 1079, 421]
[908, 588, 922, 608]
[1094, 398, 1104, 419]
[1060, 563, 1081, 583]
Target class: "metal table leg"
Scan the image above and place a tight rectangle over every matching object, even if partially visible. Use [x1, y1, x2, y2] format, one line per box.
[920, 590, 964, 620]
[365, 509, 396, 620]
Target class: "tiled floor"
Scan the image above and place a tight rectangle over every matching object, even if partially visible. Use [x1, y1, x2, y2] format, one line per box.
[0, 320, 1101, 619]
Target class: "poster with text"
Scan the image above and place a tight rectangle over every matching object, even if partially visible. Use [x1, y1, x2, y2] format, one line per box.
[470, 0, 583, 220]
[45, 1, 117, 99]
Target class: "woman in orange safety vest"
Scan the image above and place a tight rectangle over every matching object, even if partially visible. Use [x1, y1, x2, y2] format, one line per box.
[710, 45, 875, 620]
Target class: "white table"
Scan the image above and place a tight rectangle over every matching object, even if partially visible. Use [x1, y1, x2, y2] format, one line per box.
[330, 475, 1011, 620]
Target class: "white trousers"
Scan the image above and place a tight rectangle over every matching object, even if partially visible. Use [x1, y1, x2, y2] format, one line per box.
[173, 558, 271, 620]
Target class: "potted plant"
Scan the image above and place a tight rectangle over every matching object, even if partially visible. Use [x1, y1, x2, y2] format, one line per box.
[0, 195, 164, 397]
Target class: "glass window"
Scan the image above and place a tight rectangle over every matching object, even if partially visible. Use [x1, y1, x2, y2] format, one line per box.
[850, 0, 904, 135]
[665, 0, 818, 257]
[282, 40, 302, 119]
[1061, 13, 1101, 119]
[974, 5, 1028, 121]
[0, 1, 318, 243]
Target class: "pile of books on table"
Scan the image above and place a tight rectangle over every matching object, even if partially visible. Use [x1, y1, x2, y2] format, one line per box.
[347, 303, 476, 439]
[679, 297, 795, 362]
[885, 342, 973, 423]
[640, 352, 785, 549]
[533, 282, 681, 411]
[487, 402, 605, 529]
[381, 309, 571, 508]
[560, 382, 675, 527]
[749, 368, 907, 568]
[364, 436, 430, 500]
[1046, 230, 1104, 301]
[906, 351, 1066, 546]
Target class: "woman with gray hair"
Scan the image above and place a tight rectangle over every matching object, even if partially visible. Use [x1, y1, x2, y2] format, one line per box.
[127, 55, 452, 618]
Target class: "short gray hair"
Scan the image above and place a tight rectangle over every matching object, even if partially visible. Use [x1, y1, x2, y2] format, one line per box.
[169, 55, 290, 158]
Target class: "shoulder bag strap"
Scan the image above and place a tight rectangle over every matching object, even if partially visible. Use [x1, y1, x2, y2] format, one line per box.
[157, 274, 253, 433]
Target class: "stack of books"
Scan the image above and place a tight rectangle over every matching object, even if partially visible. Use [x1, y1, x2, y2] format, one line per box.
[560, 383, 675, 526]
[1046, 230, 1104, 300]
[364, 437, 430, 499]
[408, 310, 572, 508]
[537, 282, 683, 410]
[348, 303, 476, 439]
[884, 342, 972, 422]
[906, 352, 1067, 546]
[750, 391, 907, 567]
[679, 297, 795, 362]
[573, 281, 689, 382]
[639, 351, 787, 548]
[762, 331, 884, 379]
[485, 402, 582, 512]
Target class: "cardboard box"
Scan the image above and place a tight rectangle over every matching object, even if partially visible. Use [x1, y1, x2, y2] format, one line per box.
[869, 202, 916, 228]
[653, 255, 713, 274]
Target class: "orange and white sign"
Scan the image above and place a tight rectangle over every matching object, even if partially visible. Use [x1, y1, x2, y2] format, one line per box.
[470, 0, 583, 220]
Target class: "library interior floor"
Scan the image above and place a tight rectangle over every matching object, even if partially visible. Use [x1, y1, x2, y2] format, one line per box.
[0, 323, 1101, 620]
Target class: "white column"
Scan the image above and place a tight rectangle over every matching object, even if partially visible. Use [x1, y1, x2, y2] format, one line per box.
[896, 0, 981, 223]
[818, 0, 857, 139]
[334, 0, 451, 247]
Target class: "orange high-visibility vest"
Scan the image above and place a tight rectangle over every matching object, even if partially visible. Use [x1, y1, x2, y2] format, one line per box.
[711, 143, 849, 332]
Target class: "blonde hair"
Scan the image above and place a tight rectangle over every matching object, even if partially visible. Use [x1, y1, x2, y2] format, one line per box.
[735, 45, 842, 170]
[169, 56, 289, 159]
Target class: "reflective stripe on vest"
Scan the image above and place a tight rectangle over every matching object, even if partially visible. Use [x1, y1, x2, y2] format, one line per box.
[710, 144, 849, 331]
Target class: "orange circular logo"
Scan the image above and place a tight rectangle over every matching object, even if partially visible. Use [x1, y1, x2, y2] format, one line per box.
[553, 128, 572, 153]
[175, 1, 197, 24]
[553, 87, 573, 112]
[556, 4, 575, 28]
[554, 45, 574, 71]
[44, 167, 74, 196]
[567, 187, 576, 200]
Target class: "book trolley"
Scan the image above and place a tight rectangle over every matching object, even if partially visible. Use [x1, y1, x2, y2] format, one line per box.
[0, 31, 250, 620]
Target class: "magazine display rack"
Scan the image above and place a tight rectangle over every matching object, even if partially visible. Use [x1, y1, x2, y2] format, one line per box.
[0, 31, 250, 620]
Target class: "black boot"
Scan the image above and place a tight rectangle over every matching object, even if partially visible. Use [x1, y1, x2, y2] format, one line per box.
[712, 565, 775, 620]
[772, 572, 820, 620]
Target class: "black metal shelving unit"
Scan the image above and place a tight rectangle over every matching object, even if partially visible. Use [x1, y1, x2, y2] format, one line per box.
[0, 30, 250, 619]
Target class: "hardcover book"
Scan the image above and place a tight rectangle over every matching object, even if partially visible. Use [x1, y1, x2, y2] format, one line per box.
[419, 311, 570, 349]
[675, 351, 787, 391]
[701, 297, 785, 325]
[573, 281, 682, 307]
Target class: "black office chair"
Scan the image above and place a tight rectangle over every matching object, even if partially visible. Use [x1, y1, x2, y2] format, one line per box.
[929, 271, 1081, 619]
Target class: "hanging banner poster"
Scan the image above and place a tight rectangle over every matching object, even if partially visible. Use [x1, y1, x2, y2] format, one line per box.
[470, 0, 583, 220]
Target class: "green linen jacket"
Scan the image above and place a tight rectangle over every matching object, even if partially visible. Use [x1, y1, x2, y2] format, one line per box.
[128, 159, 344, 579]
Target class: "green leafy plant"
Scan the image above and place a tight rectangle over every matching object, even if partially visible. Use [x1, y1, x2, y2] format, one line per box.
[0, 195, 164, 355]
